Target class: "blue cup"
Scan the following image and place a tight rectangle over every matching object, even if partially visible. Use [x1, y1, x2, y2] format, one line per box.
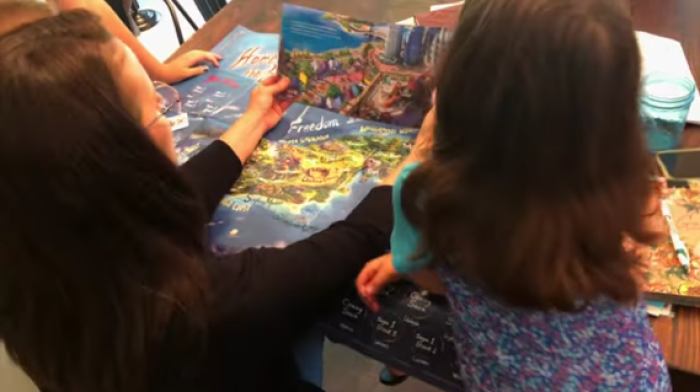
[641, 72, 696, 151]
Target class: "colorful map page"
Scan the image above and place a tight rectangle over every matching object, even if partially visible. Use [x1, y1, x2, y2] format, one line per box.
[170, 24, 420, 254]
[208, 104, 418, 253]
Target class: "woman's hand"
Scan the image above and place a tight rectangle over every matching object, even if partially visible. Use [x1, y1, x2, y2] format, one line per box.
[158, 50, 222, 84]
[245, 75, 292, 131]
[218, 75, 291, 164]
[356, 254, 402, 312]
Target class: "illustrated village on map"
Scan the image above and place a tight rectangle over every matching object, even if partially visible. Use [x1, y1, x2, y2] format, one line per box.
[278, 4, 452, 128]
[208, 104, 419, 252]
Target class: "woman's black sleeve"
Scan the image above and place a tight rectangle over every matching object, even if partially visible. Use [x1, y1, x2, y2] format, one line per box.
[208, 186, 393, 338]
[180, 140, 243, 218]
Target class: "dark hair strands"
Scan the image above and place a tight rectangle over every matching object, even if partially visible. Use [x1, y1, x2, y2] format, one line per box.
[402, 0, 660, 311]
[0, 9, 210, 392]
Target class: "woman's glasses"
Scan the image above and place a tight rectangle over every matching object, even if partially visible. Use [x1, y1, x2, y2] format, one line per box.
[148, 82, 182, 128]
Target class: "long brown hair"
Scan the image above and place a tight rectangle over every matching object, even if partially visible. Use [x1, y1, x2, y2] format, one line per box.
[404, 0, 657, 310]
[0, 10, 209, 392]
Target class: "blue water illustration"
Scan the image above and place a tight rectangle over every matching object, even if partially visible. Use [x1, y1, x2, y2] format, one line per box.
[281, 4, 368, 53]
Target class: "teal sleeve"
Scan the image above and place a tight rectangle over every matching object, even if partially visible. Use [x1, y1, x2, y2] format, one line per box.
[390, 162, 431, 274]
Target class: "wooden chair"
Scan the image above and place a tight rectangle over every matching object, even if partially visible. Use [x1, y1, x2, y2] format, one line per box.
[106, 0, 199, 44]
[192, 0, 227, 21]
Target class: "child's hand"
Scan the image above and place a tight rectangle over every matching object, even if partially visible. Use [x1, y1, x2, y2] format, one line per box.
[158, 50, 222, 84]
[356, 254, 401, 312]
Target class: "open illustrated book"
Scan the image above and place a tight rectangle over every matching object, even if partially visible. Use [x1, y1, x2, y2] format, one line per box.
[169, 26, 421, 253]
[277, 4, 453, 128]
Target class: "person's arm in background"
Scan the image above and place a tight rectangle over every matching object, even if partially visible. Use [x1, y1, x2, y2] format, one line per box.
[50, 0, 220, 83]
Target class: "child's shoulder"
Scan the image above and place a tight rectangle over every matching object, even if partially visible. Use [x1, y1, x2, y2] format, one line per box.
[396, 162, 421, 185]
[392, 162, 421, 203]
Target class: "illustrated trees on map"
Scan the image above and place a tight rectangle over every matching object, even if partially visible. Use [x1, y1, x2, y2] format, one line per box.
[229, 135, 412, 209]
[326, 83, 342, 99]
[362, 43, 373, 58]
[386, 136, 406, 153]
[299, 60, 313, 78]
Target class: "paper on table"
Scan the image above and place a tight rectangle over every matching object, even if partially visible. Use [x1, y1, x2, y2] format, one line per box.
[430, 1, 463, 11]
[636, 31, 700, 125]
[396, 16, 415, 26]
[646, 300, 674, 317]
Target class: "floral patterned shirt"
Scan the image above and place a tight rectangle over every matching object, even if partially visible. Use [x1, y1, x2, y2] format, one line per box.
[390, 163, 672, 391]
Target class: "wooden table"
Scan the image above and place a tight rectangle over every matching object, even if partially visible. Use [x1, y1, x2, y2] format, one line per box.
[171, 0, 700, 377]
[632, 0, 700, 377]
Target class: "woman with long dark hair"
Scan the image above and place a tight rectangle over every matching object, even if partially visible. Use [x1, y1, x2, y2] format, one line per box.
[0, 8, 421, 392]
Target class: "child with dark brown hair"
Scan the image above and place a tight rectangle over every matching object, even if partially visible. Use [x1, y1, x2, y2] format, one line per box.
[358, 0, 671, 390]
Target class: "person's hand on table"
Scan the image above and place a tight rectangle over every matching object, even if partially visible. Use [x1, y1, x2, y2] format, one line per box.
[218, 75, 291, 163]
[157, 50, 222, 84]
[356, 254, 402, 312]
